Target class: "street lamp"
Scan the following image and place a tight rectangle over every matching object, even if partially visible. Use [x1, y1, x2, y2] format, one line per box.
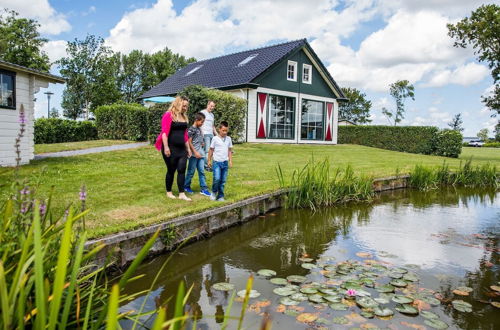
[44, 91, 54, 118]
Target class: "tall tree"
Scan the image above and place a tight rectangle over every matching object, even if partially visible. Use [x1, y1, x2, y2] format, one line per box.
[58, 35, 121, 119]
[477, 128, 489, 141]
[382, 80, 415, 125]
[448, 113, 464, 132]
[117, 50, 146, 103]
[338, 87, 372, 124]
[448, 4, 500, 116]
[0, 9, 50, 71]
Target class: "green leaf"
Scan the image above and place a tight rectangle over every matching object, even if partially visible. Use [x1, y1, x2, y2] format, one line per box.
[33, 202, 47, 329]
[105, 284, 120, 330]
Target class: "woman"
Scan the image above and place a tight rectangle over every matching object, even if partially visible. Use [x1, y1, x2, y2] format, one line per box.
[155, 96, 192, 201]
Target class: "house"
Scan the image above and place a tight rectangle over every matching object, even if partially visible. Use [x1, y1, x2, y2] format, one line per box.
[0, 60, 65, 166]
[338, 119, 356, 126]
[141, 39, 347, 144]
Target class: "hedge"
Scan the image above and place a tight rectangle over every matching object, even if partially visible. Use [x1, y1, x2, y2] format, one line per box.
[433, 129, 462, 158]
[147, 103, 170, 144]
[484, 142, 500, 148]
[94, 103, 148, 141]
[34, 118, 98, 144]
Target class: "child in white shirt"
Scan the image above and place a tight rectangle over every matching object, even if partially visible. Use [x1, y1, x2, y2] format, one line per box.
[207, 121, 233, 201]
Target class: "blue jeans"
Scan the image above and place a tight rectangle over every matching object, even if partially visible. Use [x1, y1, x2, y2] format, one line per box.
[212, 161, 229, 199]
[203, 134, 213, 166]
[185, 155, 207, 190]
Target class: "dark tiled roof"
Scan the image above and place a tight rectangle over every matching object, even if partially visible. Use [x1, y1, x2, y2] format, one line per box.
[141, 39, 307, 98]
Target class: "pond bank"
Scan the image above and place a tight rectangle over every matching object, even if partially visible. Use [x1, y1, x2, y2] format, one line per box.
[86, 175, 409, 269]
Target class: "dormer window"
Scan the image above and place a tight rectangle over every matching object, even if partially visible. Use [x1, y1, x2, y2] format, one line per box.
[302, 64, 312, 84]
[238, 54, 258, 67]
[287, 61, 297, 81]
[185, 65, 203, 76]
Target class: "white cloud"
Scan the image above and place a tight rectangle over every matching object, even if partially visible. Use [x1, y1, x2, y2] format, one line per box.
[41, 40, 67, 64]
[424, 62, 489, 87]
[82, 6, 96, 16]
[0, 0, 71, 35]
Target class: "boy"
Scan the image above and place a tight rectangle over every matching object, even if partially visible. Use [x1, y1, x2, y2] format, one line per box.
[184, 112, 211, 197]
[207, 121, 233, 201]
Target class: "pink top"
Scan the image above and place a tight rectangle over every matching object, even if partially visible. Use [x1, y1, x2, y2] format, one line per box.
[155, 111, 189, 151]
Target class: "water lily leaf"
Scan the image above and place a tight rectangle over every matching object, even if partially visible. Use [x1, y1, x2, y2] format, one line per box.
[490, 285, 500, 292]
[420, 311, 439, 320]
[374, 297, 390, 304]
[390, 279, 408, 287]
[212, 282, 235, 291]
[392, 295, 414, 304]
[356, 252, 372, 258]
[308, 294, 324, 303]
[491, 301, 500, 308]
[301, 263, 316, 270]
[456, 286, 473, 293]
[273, 287, 297, 296]
[299, 257, 314, 262]
[330, 302, 349, 311]
[280, 297, 300, 306]
[300, 287, 318, 294]
[343, 281, 363, 290]
[270, 277, 288, 285]
[361, 310, 375, 319]
[257, 269, 276, 277]
[356, 297, 379, 309]
[316, 317, 332, 325]
[237, 289, 260, 298]
[424, 319, 449, 329]
[287, 275, 307, 283]
[296, 312, 318, 323]
[392, 267, 408, 274]
[403, 273, 419, 282]
[355, 289, 372, 297]
[452, 289, 469, 296]
[421, 296, 441, 306]
[284, 309, 300, 317]
[376, 284, 395, 293]
[324, 295, 342, 303]
[290, 293, 308, 301]
[346, 312, 366, 323]
[388, 272, 403, 279]
[319, 288, 337, 295]
[332, 316, 349, 324]
[373, 307, 394, 317]
[452, 300, 472, 313]
[395, 304, 419, 315]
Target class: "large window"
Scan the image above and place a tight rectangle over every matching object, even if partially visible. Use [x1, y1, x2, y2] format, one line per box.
[301, 99, 324, 140]
[268, 95, 295, 139]
[0, 70, 15, 109]
[287, 61, 297, 81]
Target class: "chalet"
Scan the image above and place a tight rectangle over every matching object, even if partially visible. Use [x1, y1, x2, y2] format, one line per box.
[141, 39, 347, 144]
[0, 60, 65, 166]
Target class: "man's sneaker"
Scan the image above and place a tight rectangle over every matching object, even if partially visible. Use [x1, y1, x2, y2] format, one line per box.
[200, 189, 211, 197]
[216, 197, 225, 202]
[184, 187, 194, 194]
[210, 193, 217, 201]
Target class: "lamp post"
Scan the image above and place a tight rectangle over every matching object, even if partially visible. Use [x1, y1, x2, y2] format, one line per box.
[44, 91, 54, 118]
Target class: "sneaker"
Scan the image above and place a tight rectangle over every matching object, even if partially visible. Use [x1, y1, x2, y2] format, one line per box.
[184, 187, 194, 194]
[216, 197, 225, 202]
[210, 193, 217, 201]
[200, 189, 211, 197]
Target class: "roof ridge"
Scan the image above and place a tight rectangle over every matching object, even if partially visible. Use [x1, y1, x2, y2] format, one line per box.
[193, 38, 307, 64]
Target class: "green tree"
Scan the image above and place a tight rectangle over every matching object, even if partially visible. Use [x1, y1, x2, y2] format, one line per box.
[49, 107, 59, 118]
[117, 50, 146, 103]
[448, 4, 500, 116]
[477, 128, 489, 141]
[0, 9, 50, 71]
[338, 87, 372, 124]
[495, 123, 500, 141]
[382, 80, 415, 125]
[448, 113, 464, 132]
[58, 35, 121, 119]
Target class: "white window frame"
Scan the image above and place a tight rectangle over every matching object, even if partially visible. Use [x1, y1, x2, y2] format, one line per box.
[287, 60, 297, 81]
[302, 64, 312, 84]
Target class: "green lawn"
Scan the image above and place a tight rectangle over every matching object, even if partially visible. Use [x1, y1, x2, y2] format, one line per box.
[35, 140, 135, 154]
[1, 144, 498, 238]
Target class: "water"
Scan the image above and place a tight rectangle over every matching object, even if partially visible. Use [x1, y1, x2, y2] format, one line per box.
[121, 188, 499, 329]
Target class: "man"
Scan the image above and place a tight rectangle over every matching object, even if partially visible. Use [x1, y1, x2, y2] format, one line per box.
[200, 100, 217, 170]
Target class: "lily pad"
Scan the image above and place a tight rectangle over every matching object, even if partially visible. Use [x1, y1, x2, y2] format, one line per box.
[376, 284, 395, 293]
[388, 272, 403, 279]
[356, 297, 379, 309]
[452, 300, 472, 313]
[316, 317, 332, 325]
[296, 312, 318, 323]
[273, 287, 296, 296]
[395, 304, 419, 315]
[287, 275, 307, 283]
[257, 269, 276, 277]
[270, 277, 288, 285]
[330, 302, 349, 311]
[355, 289, 372, 297]
[373, 307, 394, 317]
[490, 285, 500, 292]
[279, 297, 300, 306]
[420, 311, 440, 320]
[392, 295, 414, 304]
[456, 286, 473, 293]
[237, 289, 260, 298]
[290, 293, 308, 302]
[319, 288, 337, 295]
[300, 287, 318, 294]
[324, 295, 342, 303]
[374, 297, 390, 304]
[284, 309, 300, 317]
[301, 263, 316, 270]
[390, 279, 408, 287]
[424, 319, 449, 329]
[299, 257, 314, 262]
[332, 316, 349, 324]
[360, 310, 375, 319]
[491, 301, 500, 308]
[308, 294, 324, 303]
[392, 267, 408, 274]
[421, 296, 441, 306]
[212, 282, 235, 291]
[403, 272, 419, 282]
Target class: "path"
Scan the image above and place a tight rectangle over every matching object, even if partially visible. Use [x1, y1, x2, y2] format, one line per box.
[34, 142, 149, 160]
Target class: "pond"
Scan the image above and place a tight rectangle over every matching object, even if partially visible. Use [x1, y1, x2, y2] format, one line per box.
[121, 188, 499, 329]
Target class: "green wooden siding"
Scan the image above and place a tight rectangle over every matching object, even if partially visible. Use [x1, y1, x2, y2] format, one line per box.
[252, 48, 337, 99]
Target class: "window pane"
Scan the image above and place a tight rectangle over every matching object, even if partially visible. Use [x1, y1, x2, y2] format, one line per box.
[269, 95, 295, 139]
[0, 73, 14, 107]
[301, 100, 324, 140]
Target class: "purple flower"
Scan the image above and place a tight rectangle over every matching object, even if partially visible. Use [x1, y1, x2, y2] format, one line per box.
[346, 289, 357, 296]
[20, 187, 30, 195]
[79, 191, 87, 201]
[39, 203, 47, 216]
[18, 111, 26, 124]
[20, 203, 27, 214]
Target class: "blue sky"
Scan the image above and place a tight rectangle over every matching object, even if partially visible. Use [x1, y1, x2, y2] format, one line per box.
[1, 0, 498, 137]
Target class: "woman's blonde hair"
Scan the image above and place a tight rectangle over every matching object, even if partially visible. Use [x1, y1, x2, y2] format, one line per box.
[168, 96, 189, 122]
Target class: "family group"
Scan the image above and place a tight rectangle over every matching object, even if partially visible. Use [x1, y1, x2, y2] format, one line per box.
[154, 96, 233, 202]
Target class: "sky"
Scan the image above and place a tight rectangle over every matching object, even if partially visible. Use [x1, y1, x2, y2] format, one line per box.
[1, 0, 498, 137]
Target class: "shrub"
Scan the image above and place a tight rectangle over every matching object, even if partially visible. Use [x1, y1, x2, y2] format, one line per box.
[484, 142, 500, 148]
[94, 103, 148, 141]
[432, 129, 462, 158]
[147, 102, 171, 144]
[34, 118, 98, 144]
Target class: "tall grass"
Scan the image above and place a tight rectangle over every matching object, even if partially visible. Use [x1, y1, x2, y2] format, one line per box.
[277, 158, 374, 210]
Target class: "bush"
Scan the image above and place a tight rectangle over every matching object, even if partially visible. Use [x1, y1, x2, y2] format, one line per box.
[433, 129, 462, 158]
[338, 125, 439, 155]
[94, 103, 148, 141]
[147, 102, 171, 144]
[484, 142, 500, 148]
[34, 118, 98, 144]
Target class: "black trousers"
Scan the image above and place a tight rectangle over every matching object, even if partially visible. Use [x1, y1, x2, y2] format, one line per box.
[161, 144, 188, 193]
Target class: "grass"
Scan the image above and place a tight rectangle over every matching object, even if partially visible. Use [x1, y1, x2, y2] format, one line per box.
[1, 143, 498, 238]
[35, 140, 135, 154]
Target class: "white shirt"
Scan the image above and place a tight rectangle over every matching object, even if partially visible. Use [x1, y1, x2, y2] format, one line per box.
[210, 135, 233, 162]
[200, 109, 215, 135]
